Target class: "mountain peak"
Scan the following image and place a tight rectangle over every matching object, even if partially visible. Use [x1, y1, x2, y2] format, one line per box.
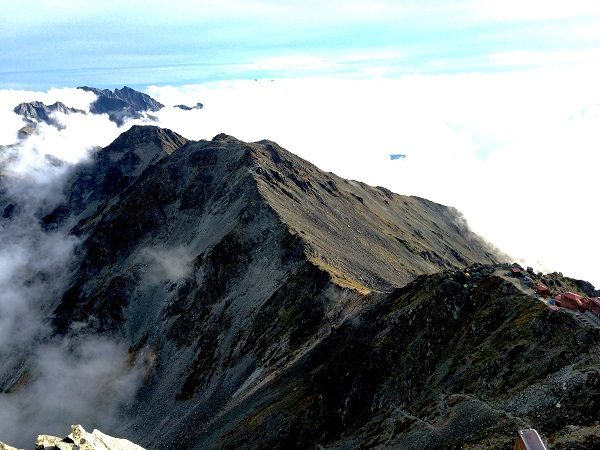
[12, 100, 85, 129]
[109, 125, 188, 155]
[77, 86, 164, 125]
[49, 126, 498, 295]
[7, 124, 596, 449]
[211, 132, 240, 143]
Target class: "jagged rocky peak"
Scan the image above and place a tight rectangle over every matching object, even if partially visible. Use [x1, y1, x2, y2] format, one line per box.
[13, 101, 85, 130]
[106, 125, 188, 156]
[39, 126, 190, 228]
[77, 86, 164, 126]
[173, 102, 203, 111]
[78, 86, 164, 112]
[0, 424, 145, 450]
[11, 86, 167, 134]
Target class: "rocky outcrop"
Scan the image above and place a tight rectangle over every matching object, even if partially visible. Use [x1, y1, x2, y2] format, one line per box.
[1, 425, 144, 450]
[13, 101, 85, 130]
[33, 425, 144, 450]
[77, 87, 164, 126]
[0, 442, 23, 450]
[173, 102, 203, 111]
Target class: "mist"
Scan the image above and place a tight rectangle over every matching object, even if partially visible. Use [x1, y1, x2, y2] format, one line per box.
[0, 88, 147, 446]
[147, 69, 600, 287]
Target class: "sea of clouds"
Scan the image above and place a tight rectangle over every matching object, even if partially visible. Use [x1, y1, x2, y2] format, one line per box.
[147, 70, 600, 287]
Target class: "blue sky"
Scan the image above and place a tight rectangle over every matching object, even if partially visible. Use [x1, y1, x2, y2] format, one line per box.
[3, 0, 600, 89]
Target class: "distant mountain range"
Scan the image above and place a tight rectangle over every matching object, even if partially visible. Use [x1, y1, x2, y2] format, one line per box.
[11, 86, 196, 136]
[13, 100, 85, 131]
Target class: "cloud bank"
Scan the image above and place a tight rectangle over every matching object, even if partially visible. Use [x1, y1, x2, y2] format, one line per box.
[147, 67, 600, 286]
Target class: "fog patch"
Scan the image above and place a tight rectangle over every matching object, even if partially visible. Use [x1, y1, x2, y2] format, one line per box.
[0, 337, 146, 446]
[138, 246, 195, 283]
[0, 87, 152, 447]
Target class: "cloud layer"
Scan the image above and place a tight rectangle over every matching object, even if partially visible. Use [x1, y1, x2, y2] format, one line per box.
[147, 68, 600, 286]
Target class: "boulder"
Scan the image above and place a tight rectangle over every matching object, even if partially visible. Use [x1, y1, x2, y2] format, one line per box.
[68, 425, 145, 450]
[0, 442, 24, 450]
[35, 434, 74, 449]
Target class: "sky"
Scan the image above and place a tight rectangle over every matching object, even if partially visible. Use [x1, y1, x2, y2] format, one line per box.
[1, 1, 600, 288]
[3, 0, 600, 88]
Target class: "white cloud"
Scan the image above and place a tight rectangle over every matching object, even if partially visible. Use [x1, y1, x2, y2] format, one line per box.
[148, 66, 600, 286]
[476, 0, 600, 22]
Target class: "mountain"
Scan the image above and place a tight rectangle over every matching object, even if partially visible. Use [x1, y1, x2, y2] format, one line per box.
[174, 102, 204, 111]
[77, 86, 164, 125]
[2, 125, 598, 449]
[11, 87, 165, 138]
[12, 100, 85, 130]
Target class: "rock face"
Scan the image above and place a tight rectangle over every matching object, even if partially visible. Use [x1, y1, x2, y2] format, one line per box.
[13, 101, 85, 129]
[77, 86, 164, 125]
[174, 102, 203, 111]
[0, 442, 23, 450]
[2, 125, 598, 449]
[12, 86, 165, 134]
[34, 424, 144, 450]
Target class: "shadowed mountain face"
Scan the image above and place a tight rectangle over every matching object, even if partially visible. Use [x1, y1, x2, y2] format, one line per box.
[2, 126, 598, 449]
[11, 87, 165, 137]
[77, 86, 164, 125]
[13, 101, 85, 130]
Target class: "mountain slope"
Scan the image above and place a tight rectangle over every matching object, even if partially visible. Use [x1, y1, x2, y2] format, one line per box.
[202, 266, 599, 449]
[30, 126, 499, 447]
[250, 139, 498, 291]
[9, 126, 597, 449]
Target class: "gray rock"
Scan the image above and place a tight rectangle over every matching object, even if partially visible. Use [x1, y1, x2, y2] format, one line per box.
[173, 102, 203, 111]
[77, 86, 164, 126]
[13, 101, 85, 129]
[30, 425, 144, 450]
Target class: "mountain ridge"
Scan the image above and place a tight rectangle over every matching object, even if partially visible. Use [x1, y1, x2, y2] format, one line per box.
[46, 125, 499, 298]
[77, 86, 164, 126]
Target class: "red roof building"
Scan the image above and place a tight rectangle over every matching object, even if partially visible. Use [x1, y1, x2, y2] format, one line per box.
[555, 292, 588, 311]
[535, 283, 551, 298]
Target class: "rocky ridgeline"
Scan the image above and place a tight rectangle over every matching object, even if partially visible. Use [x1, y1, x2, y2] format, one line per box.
[77, 86, 164, 126]
[0, 425, 144, 450]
